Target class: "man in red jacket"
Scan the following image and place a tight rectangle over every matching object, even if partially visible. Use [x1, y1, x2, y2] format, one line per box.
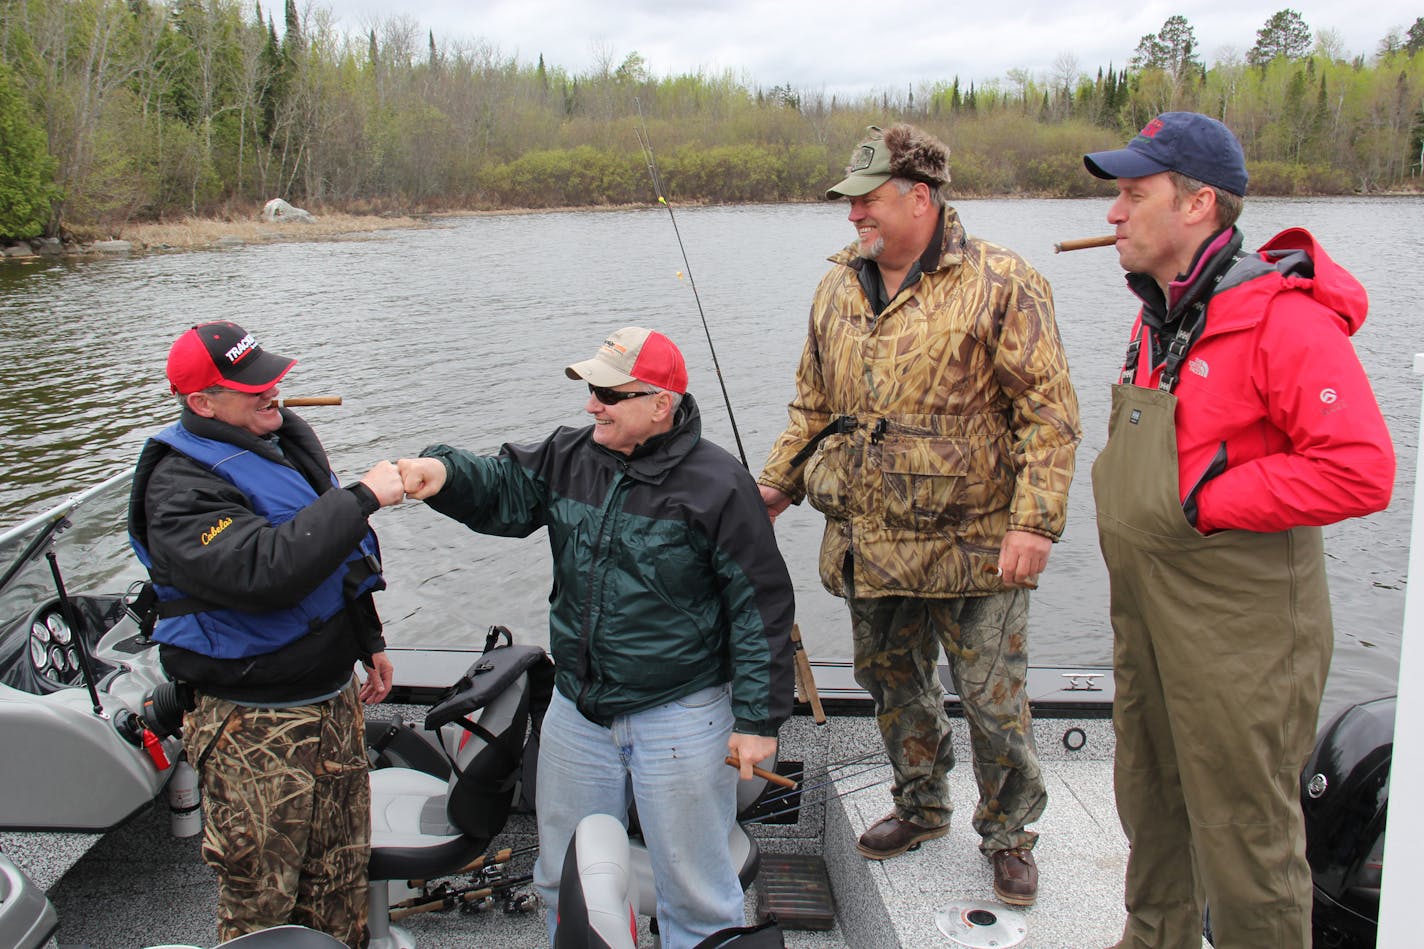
[1083, 113, 1394, 948]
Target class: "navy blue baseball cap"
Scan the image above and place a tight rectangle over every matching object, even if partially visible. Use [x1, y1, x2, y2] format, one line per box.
[1084, 112, 1248, 197]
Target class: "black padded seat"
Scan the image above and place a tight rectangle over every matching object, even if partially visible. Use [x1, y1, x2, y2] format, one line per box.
[365, 642, 553, 949]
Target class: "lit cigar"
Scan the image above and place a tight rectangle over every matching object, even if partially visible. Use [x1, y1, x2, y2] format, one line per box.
[725, 756, 798, 789]
[1053, 235, 1117, 253]
[279, 396, 343, 407]
[982, 562, 1038, 590]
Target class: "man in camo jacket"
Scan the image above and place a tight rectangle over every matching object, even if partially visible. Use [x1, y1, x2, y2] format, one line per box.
[758, 124, 1080, 907]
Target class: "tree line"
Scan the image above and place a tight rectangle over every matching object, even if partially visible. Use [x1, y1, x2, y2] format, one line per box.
[1, 1, 1422, 240]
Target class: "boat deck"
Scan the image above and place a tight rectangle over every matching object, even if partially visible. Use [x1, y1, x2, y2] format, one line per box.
[1, 708, 1174, 949]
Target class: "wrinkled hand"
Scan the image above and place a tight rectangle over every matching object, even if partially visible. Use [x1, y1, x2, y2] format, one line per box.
[997, 530, 1052, 588]
[360, 651, 393, 704]
[398, 457, 447, 500]
[359, 461, 405, 508]
[727, 734, 778, 780]
[758, 485, 791, 525]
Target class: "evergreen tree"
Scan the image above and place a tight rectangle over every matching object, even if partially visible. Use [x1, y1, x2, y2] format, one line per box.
[1131, 15, 1203, 83]
[1406, 18, 1424, 56]
[0, 63, 60, 240]
[1249, 9, 1312, 67]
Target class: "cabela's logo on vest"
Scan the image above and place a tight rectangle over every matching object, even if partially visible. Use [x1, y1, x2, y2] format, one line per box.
[224, 333, 259, 366]
[201, 516, 233, 545]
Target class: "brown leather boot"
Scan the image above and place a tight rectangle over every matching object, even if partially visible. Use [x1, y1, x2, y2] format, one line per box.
[990, 847, 1038, 906]
[855, 812, 949, 859]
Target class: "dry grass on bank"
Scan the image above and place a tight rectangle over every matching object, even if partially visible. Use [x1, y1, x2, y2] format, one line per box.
[112, 212, 430, 250]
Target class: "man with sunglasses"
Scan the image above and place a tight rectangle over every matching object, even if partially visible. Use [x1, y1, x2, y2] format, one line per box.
[397, 327, 795, 949]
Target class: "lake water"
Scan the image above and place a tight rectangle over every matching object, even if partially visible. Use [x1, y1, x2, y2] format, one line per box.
[1, 197, 1418, 724]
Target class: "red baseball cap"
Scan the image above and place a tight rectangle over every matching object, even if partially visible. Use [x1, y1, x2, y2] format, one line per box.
[166, 321, 296, 395]
[563, 327, 688, 394]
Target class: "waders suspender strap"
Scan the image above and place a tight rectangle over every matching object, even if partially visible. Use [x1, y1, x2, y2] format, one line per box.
[788, 415, 858, 470]
[1119, 249, 1245, 394]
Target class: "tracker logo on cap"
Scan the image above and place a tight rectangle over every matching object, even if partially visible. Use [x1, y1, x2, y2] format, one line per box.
[224, 333, 260, 366]
[166, 320, 297, 395]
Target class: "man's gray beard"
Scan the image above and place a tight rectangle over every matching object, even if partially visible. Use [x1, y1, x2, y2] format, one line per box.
[856, 236, 885, 260]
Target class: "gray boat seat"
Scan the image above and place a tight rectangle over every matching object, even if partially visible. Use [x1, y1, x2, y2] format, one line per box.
[366, 643, 551, 949]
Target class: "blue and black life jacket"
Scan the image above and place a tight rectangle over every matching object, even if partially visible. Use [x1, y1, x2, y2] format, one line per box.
[129, 423, 384, 660]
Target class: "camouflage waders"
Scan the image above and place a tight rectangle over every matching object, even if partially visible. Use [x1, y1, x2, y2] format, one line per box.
[848, 575, 1045, 853]
[184, 679, 371, 948]
[1094, 382, 1331, 949]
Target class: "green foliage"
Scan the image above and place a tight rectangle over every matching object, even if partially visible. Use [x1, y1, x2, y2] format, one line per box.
[0, 63, 60, 239]
[1, 1, 1422, 228]
[1248, 160, 1353, 194]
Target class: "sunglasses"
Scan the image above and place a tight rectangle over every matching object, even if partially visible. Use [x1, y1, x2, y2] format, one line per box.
[588, 384, 660, 406]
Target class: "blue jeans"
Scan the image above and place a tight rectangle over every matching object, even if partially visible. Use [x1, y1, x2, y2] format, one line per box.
[533, 686, 743, 949]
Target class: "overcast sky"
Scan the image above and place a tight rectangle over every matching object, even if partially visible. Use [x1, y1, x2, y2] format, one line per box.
[311, 1, 1421, 98]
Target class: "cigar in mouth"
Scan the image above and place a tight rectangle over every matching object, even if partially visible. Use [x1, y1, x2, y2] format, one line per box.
[279, 396, 343, 407]
[1053, 235, 1118, 253]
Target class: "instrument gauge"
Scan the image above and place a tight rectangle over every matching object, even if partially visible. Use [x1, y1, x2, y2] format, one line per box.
[47, 613, 72, 644]
[49, 645, 66, 671]
[31, 621, 50, 643]
[66, 649, 81, 672]
[29, 634, 48, 668]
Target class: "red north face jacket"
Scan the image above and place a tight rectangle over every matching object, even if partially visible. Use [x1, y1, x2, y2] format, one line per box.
[1123, 227, 1395, 534]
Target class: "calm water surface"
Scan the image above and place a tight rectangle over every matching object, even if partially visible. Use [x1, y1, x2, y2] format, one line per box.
[1, 198, 1418, 723]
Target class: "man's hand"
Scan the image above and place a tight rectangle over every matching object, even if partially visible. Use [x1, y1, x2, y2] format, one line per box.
[727, 733, 778, 780]
[359, 461, 405, 508]
[997, 530, 1052, 588]
[758, 485, 792, 525]
[360, 651, 394, 704]
[398, 457, 447, 500]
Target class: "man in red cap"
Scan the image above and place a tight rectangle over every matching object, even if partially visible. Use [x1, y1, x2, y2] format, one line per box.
[398, 327, 795, 949]
[128, 320, 405, 947]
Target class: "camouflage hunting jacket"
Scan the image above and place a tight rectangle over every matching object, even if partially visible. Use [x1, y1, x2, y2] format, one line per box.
[759, 206, 1080, 599]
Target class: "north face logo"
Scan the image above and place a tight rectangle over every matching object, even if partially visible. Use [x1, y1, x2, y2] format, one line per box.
[1188, 357, 1208, 378]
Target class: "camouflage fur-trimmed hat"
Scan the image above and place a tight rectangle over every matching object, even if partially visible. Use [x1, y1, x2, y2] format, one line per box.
[826, 124, 952, 199]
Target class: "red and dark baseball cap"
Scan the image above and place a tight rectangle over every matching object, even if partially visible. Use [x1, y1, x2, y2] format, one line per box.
[166, 321, 297, 395]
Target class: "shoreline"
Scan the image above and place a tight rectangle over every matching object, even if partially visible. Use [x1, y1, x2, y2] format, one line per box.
[3, 190, 1419, 261]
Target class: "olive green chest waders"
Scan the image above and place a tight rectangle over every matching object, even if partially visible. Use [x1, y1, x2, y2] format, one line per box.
[1093, 382, 1332, 949]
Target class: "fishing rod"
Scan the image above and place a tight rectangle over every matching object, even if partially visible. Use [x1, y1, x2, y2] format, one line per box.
[744, 774, 893, 825]
[751, 759, 890, 810]
[633, 99, 748, 469]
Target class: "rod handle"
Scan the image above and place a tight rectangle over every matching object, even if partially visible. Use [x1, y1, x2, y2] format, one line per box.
[725, 756, 798, 789]
[790, 623, 826, 724]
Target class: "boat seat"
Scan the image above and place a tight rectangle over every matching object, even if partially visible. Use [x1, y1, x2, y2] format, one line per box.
[209, 925, 349, 947]
[366, 642, 551, 949]
[556, 813, 784, 949]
